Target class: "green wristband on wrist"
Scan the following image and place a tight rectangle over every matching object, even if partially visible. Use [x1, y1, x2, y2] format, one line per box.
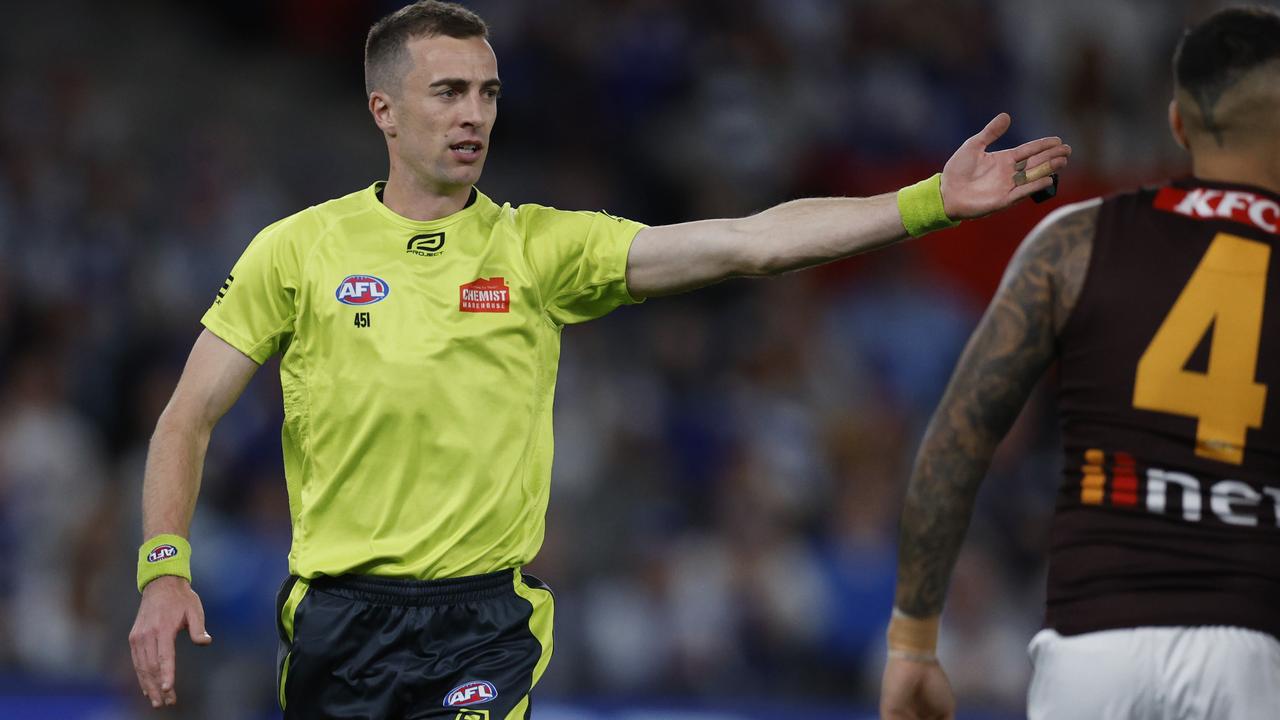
[897, 173, 961, 237]
[137, 534, 192, 592]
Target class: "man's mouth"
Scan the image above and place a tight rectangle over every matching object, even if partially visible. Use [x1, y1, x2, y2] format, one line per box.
[450, 142, 483, 161]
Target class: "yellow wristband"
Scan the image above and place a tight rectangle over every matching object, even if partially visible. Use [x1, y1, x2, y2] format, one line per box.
[887, 608, 940, 655]
[897, 173, 960, 238]
[137, 534, 192, 593]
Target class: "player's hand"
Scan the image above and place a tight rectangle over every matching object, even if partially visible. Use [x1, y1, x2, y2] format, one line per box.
[879, 655, 956, 720]
[939, 112, 1071, 219]
[128, 575, 213, 709]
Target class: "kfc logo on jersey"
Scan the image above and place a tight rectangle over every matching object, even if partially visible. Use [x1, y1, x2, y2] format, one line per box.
[459, 277, 510, 313]
[147, 545, 179, 563]
[1155, 186, 1280, 235]
[336, 275, 390, 305]
[443, 680, 497, 707]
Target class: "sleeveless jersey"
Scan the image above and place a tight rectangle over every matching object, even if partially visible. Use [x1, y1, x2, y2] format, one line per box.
[1048, 178, 1280, 639]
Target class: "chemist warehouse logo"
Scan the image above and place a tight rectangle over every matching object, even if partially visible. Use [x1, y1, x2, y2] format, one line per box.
[459, 277, 510, 313]
[335, 275, 390, 305]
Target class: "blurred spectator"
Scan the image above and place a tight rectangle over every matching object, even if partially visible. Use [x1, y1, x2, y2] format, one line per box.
[0, 347, 108, 675]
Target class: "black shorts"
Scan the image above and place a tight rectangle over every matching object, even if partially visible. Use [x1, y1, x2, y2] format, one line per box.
[275, 569, 554, 719]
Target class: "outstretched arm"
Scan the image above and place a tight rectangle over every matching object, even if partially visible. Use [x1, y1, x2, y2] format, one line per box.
[626, 113, 1070, 297]
[129, 329, 259, 709]
[879, 199, 1099, 720]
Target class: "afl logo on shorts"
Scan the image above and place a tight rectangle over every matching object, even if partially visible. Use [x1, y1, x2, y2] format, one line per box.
[336, 275, 390, 305]
[147, 545, 178, 563]
[444, 680, 497, 707]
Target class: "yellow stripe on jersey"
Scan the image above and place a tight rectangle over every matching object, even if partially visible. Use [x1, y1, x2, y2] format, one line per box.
[202, 183, 645, 579]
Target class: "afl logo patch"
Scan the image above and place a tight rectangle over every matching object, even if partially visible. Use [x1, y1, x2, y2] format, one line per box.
[444, 680, 497, 707]
[147, 545, 179, 563]
[336, 275, 390, 305]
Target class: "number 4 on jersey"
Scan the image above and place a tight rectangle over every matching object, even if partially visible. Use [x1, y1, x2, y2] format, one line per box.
[1133, 233, 1270, 465]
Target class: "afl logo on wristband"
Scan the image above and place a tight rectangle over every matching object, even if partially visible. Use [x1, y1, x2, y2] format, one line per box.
[147, 545, 179, 563]
[444, 680, 497, 707]
[336, 275, 390, 305]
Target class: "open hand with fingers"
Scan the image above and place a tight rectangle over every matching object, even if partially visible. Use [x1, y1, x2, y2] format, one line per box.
[940, 112, 1071, 219]
[129, 576, 212, 709]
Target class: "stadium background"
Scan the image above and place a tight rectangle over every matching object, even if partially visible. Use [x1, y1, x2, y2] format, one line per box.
[0, 0, 1263, 718]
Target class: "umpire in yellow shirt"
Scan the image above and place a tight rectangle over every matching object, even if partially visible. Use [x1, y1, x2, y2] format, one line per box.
[128, 1, 1069, 717]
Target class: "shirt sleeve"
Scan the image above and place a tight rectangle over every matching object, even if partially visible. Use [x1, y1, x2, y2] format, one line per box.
[200, 218, 301, 364]
[516, 205, 647, 325]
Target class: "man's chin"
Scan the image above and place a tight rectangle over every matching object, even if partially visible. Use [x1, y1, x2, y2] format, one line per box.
[446, 165, 484, 188]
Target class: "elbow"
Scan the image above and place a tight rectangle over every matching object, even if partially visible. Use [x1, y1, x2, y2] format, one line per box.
[741, 249, 780, 277]
[727, 216, 779, 277]
[151, 401, 214, 448]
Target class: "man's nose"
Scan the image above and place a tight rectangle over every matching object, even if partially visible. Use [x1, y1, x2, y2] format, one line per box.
[458, 92, 486, 128]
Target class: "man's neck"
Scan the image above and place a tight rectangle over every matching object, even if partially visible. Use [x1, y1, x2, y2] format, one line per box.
[1192, 147, 1280, 196]
[380, 172, 472, 222]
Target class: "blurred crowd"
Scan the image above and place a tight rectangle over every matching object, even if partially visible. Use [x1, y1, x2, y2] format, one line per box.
[0, 0, 1240, 717]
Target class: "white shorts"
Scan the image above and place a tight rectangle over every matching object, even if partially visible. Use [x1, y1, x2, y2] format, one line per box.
[1027, 626, 1280, 719]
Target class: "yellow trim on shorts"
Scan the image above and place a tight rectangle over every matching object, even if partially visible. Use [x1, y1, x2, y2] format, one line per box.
[512, 570, 555, 691]
[278, 654, 294, 712]
[278, 578, 311, 710]
[505, 696, 530, 719]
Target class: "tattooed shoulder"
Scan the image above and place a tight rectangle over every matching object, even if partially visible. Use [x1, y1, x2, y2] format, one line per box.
[1006, 198, 1101, 336]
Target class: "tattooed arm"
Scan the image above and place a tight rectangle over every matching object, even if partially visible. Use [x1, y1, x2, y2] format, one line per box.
[879, 199, 1099, 720]
[894, 198, 1099, 616]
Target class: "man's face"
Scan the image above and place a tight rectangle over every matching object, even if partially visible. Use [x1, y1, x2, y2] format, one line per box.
[387, 34, 499, 192]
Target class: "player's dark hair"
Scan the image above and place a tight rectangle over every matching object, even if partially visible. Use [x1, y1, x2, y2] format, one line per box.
[1173, 5, 1280, 137]
[364, 1, 490, 97]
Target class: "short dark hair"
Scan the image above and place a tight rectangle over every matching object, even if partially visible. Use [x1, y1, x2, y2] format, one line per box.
[364, 1, 490, 97]
[1173, 6, 1280, 139]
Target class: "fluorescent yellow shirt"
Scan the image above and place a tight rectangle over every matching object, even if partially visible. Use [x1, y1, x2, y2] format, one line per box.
[201, 183, 645, 579]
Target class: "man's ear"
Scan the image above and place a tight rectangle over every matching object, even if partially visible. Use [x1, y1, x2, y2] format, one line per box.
[1169, 98, 1189, 151]
[370, 91, 397, 138]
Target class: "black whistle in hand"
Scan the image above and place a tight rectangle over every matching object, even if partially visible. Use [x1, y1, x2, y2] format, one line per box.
[1032, 173, 1059, 203]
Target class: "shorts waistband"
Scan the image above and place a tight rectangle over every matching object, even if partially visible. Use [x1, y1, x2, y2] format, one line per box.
[306, 569, 515, 606]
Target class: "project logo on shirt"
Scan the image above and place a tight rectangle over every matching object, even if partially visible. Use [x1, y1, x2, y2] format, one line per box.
[407, 232, 446, 257]
[336, 275, 390, 305]
[459, 277, 510, 313]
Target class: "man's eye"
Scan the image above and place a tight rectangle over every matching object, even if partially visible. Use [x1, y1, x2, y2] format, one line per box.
[440, 89, 457, 98]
